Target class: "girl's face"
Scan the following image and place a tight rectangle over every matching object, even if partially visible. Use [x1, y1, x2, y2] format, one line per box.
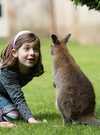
[12, 41, 40, 72]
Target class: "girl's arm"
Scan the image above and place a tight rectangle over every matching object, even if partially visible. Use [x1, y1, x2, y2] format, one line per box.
[0, 68, 34, 122]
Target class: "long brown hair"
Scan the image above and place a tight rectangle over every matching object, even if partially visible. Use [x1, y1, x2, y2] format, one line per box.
[0, 31, 44, 76]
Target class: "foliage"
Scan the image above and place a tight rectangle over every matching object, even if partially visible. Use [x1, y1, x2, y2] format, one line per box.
[71, 0, 100, 10]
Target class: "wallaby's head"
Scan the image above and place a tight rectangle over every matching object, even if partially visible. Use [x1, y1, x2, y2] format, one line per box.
[51, 33, 71, 55]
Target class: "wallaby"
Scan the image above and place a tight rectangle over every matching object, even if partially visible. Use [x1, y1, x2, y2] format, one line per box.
[50, 33, 100, 126]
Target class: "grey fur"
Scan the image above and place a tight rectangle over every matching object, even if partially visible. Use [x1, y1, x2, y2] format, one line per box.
[51, 34, 100, 126]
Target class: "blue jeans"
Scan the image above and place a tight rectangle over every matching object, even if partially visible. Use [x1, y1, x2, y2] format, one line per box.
[0, 96, 16, 114]
[0, 96, 19, 121]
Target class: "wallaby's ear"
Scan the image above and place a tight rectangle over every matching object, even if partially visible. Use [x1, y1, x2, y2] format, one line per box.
[62, 33, 71, 45]
[51, 34, 60, 44]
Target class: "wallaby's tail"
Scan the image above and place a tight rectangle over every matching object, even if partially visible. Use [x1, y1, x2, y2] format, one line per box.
[80, 119, 100, 126]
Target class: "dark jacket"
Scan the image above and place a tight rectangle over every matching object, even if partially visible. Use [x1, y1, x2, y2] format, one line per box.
[0, 67, 39, 121]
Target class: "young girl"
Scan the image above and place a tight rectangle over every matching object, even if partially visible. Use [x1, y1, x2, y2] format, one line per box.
[0, 31, 44, 127]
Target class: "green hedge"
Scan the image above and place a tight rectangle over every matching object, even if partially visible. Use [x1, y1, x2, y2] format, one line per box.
[71, 0, 100, 10]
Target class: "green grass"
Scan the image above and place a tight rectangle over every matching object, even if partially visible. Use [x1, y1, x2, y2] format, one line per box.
[0, 38, 100, 134]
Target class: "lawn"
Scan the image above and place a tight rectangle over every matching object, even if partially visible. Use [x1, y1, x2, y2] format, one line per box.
[0, 38, 100, 134]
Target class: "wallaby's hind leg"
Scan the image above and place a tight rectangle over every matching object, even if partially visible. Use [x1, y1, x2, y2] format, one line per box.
[79, 114, 100, 126]
[57, 100, 72, 124]
[81, 119, 100, 126]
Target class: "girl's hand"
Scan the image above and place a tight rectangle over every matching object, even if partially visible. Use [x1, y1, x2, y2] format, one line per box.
[0, 121, 16, 128]
[28, 117, 41, 124]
